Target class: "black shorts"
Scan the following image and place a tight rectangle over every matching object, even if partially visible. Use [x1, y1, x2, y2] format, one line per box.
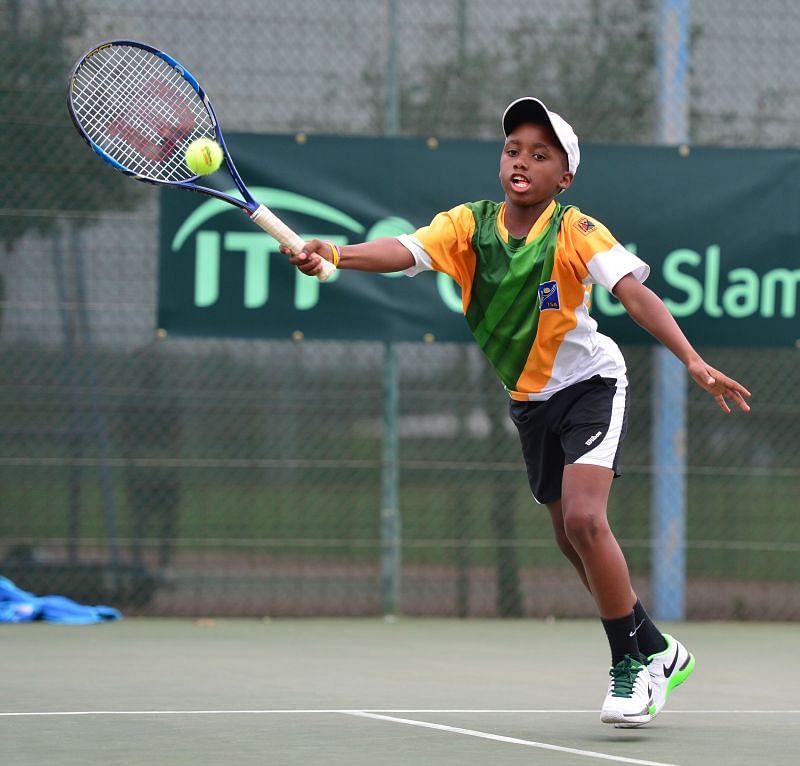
[509, 376, 630, 505]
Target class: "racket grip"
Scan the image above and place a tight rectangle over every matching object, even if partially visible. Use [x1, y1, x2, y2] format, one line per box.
[250, 204, 336, 282]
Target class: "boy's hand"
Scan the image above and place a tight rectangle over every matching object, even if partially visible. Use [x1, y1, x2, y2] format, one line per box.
[280, 239, 332, 277]
[686, 359, 751, 414]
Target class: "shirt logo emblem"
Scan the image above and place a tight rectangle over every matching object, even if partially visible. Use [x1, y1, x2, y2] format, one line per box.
[573, 217, 597, 235]
[585, 430, 604, 447]
[538, 280, 560, 310]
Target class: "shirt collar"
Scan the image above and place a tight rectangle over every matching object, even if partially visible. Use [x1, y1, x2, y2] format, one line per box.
[497, 200, 558, 244]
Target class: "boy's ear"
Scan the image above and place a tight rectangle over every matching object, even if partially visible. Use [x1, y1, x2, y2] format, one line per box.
[558, 171, 574, 193]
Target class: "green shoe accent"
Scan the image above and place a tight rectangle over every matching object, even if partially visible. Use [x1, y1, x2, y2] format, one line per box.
[666, 652, 695, 698]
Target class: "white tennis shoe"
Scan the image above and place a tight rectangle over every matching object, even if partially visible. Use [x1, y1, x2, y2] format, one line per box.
[646, 634, 695, 717]
[615, 633, 695, 728]
[600, 654, 654, 726]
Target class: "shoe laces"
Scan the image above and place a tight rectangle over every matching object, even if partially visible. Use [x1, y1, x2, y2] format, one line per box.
[609, 655, 644, 698]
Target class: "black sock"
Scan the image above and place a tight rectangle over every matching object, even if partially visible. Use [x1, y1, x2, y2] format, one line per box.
[632, 599, 668, 658]
[601, 611, 643, 665]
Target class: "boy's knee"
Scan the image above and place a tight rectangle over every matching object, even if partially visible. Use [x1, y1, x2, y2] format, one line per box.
[563, 509, 607, 549]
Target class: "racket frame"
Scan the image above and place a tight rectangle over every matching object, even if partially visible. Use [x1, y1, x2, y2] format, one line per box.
[67, 39, 334, 279]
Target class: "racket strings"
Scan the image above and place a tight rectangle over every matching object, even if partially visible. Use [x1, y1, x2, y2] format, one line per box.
[71, 45, 216, 182]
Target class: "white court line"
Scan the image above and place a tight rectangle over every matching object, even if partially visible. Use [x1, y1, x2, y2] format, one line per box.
[345, 711, 681, 766]
[1, 708, 800, 717]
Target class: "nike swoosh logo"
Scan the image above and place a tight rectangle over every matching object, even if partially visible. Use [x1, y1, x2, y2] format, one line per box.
[628, 618, 645, 637]
[663, 648, 680, 678]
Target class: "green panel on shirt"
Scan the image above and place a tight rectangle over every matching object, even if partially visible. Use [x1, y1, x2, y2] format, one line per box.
[464, 201, 569, 388]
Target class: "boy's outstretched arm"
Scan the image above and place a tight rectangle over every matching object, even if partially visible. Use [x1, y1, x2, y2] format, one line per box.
[286, 238, 415, 276]
[612, 274, 751, 413]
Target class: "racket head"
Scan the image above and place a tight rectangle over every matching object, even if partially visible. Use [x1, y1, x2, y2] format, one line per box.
[67, 40, 227, 187]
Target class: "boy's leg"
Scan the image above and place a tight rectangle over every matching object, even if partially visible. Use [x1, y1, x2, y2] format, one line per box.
[550, 496, 695, 727]
[559, 463, 635, 622]
[547, 500, 591, 591]
[554, 465, 695, 725]
[509, 380, 690, 723]
[548, 499, 666, 654]
[549, 479, 668, 654]
[557, 463, 653, 725]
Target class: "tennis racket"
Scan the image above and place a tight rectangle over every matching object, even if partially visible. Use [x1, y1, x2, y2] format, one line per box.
[67, 39, 335, 281]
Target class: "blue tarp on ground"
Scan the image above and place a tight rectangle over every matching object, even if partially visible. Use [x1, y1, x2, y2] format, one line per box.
[0, 576, 122, 624]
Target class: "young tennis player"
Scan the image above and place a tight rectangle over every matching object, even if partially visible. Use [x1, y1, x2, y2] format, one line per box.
[286, 97, 751, 726]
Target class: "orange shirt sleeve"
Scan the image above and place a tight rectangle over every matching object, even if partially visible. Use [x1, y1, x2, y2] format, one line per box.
[561, 207, 649, 291]
[412, 204, 477, 291]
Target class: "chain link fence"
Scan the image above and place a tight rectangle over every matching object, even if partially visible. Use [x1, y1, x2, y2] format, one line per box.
[1, 0, 799, 619]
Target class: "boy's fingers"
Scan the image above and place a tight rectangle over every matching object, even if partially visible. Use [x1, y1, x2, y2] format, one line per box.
[695, 367, 750, 414]
[734, 391, 751, 413]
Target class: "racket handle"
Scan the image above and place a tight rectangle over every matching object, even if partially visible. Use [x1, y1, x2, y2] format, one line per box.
[250, 204, 336, 282]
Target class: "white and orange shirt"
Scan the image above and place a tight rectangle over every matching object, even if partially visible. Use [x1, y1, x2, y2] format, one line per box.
[398, 199, 649, 400]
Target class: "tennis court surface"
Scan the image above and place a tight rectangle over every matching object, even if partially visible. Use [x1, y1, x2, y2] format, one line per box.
[2, 618, 798, 766]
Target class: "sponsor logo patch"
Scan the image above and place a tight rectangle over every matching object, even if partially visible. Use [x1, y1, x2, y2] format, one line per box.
[573, 217, 597, 235]
[538, 280, 560, 310]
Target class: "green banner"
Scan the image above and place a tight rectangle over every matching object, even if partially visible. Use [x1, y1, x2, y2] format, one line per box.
[158, 135, 800, 346]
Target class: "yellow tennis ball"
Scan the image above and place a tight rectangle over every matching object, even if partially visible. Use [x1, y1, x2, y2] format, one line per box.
[185, 138, 223, 175]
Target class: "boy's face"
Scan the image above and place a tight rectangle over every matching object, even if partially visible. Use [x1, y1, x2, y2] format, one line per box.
[499, 122, 573, 205]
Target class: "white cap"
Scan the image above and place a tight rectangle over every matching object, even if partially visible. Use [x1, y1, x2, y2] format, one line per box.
[501, 97, 580, 175]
